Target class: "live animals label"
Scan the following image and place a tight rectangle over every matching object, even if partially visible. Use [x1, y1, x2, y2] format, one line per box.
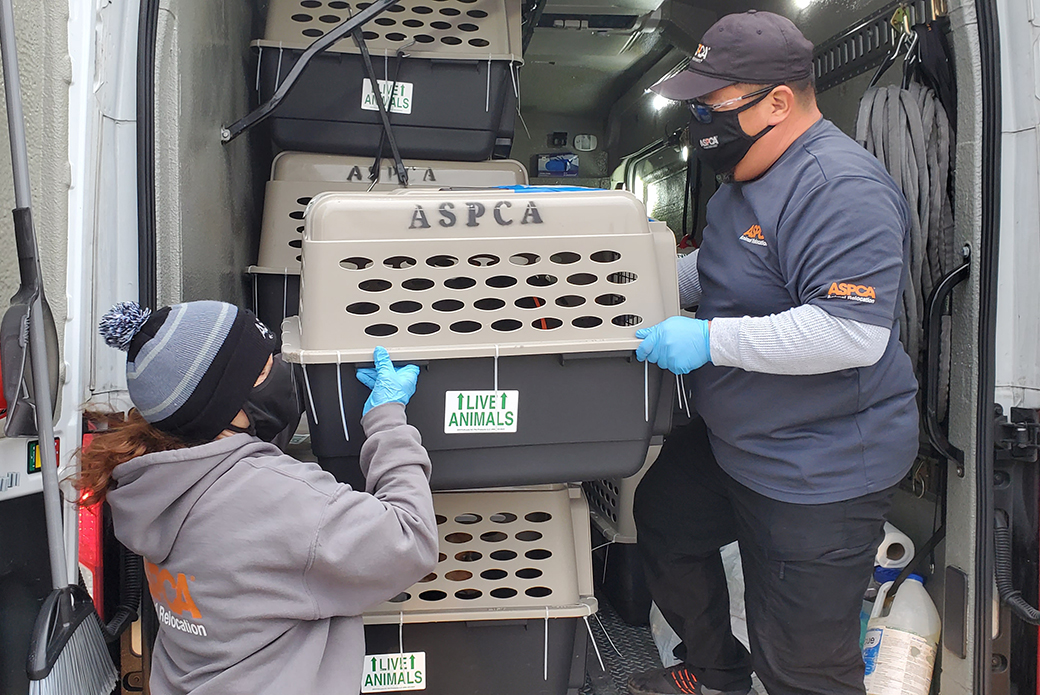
[444, 391, 519, 433]
[362, 652, 426, 692]
[361, 79, 413, 114]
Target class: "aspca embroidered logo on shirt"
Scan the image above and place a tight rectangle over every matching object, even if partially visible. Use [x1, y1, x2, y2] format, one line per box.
[739, 225, 767, 247]
[827, 282, 877, 304]
[693, 43, 710, 62]
[699, 135, 719, 149]
[145, 560, 209, 637]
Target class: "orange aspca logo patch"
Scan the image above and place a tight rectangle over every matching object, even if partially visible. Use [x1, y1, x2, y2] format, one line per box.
[739, 224, 767, 247]
[827, 282, 877, 304]
[145, 559, 202, 619]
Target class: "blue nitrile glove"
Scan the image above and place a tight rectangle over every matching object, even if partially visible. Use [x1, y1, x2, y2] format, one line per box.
[355, 346, 420, 415]
[635, 316, 712, 375]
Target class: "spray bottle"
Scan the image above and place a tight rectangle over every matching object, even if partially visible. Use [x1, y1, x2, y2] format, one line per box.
[862, 574, 941, 695]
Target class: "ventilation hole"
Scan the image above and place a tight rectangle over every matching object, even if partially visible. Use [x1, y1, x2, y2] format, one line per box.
[475, 298, 506, 310]
[419, 590, 447, 601]
[362, 30, 379, 39]
[390, 300, 422, 314]
[289, 210, 305, 220]
[291, 13, 313, 21]
[481, 569, 508, 580]
[510, 253, 540, 266]
[431, 20, 451, 29]
[295, 255, 302, 262]
[440, 6, 461, 15]
[592, 250, 622, 263]
[491, 319, 522, 332]
[433, 299, 465, 312]
[413, 4, 433, 12]
[612, 314, 643, 327]
[346, 302, 379, 315]
[445, 276, 477, 290]
[435, 515, 447, 525]
[467, 9, 488, 16]
[455, 513, 482, 524]
[387, 32, 407, 40]
[365, 324, 397, 337]
[288, 239, 303, 248]
[451, 320, 481, 333]
[340, 256, 373, 270]
[296, 196, 313, 205]
[568, 273, 597, 286]
[525, 512, 552, 523]
[516, 567, 543, 579]
[403, 18, 423, 27]
[607, 271, 637, 284]
[408, 322, 440, 335]
[532, 317, 563, 330]
[573, 316, 603, 328]
[491, 549, 518, 561]
[303, 28, 325, 36]
[328, 0, 348, 6]
[516, 530, 543, 542]
[455, 551, 482, 562]
[420, 573, 437, 583]
[491, 512, 517, 524]
[415, 34, 435, 42]
[468, 38, 490, 47]
[387, 4, 405, 11]
[468, 253, 500, 267]
[427, 254, 458, 268]
[527, 274, 557, 287]
[458, 22, 479, 30]
[486, 276, 517, 288]
[480, 531, 508, 542]
[359, 279, 391, 292]
[438, 552, 447, 562]
[389, 592, 411, 603]
[491, 587, 518, 599]
[402, 278, 435, 291]
[515, 296, 546, 309]
[556, 295, 586, 308]
[357, 1, 371, 6]
[319, 14, 341, 23]
[445, 570, 473, 581]
[456, 589, 483, 600]
[526, 586, 553, 598]
[375, 16, 396, 25]
[296, 225, 304, 233]
[595, 293, 625, 306]
[384, 255, 416, 269]
[300, 0, 321, 6]
[550, 251, 580, 264]
[445, 532, 472, 543]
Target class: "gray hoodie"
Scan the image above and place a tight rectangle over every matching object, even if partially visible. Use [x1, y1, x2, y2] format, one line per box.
[106, 403, 438, 695]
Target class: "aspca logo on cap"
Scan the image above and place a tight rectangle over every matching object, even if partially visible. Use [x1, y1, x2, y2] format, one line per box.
[827, 282, 877, 304]
[699, 135, 719, 149]
[254, 318, 275, 340]
[693, 43, 710, 62]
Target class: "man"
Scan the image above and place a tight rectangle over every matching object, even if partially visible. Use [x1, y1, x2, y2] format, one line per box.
[628, 10, 919, 695]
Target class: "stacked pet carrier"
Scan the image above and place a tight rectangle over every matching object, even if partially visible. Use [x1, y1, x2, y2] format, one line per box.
[248, 2, 678, 693]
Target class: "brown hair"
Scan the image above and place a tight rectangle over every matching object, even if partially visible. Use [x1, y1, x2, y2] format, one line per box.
[76, 409, 193, 505]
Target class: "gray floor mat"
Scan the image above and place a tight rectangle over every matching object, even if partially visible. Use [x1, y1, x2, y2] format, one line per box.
[581, 596, 662, 695]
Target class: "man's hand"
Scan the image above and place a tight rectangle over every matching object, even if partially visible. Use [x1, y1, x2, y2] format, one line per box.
[355, 346, 420, 415]
[635, 316, 712, 375]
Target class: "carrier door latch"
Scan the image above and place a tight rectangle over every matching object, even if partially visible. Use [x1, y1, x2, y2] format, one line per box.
[994, 405, 1040, 463]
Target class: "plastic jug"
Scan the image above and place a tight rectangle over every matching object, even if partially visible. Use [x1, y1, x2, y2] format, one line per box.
[862, 574, 941, 695]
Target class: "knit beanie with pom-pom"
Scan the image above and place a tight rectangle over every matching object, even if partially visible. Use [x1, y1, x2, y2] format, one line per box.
[98, 301, 276, 442]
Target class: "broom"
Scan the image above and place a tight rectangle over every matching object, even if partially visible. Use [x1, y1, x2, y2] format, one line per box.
[0, 1, 118, 693]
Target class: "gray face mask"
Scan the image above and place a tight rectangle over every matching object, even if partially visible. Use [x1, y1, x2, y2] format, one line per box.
[227, 355, 303, 442]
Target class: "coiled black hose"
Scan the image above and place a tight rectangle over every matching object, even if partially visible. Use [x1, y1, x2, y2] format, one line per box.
[993, 510, 1040, 625]
[102, 548, 143, 642]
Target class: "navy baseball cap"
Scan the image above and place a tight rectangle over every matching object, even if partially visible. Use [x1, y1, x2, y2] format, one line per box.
[650, 10, 815, 101]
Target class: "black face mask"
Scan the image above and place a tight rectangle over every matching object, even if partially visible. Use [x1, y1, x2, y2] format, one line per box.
[688, 90, 775, 183]
[228, 354, 303, 443]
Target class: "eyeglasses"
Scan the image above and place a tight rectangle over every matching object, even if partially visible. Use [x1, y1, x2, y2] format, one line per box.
[687, 84, 780, 124]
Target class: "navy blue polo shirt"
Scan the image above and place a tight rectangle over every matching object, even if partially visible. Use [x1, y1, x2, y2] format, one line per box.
[689, 118, 919, 504]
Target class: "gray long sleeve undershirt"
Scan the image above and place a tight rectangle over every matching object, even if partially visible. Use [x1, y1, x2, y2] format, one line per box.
[675, 250, 891, 375]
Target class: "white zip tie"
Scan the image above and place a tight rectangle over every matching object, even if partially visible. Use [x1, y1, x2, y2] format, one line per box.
[255, 46, 262, 92]
[399, 611, 405, 655]
[543, 606, 550, 681]
[485, 55, 492, 112]
[282, 268, 290, 326]
[336, 351, 350, 441]
[510, 62, 531, 139]
[680, 373, 691, 418]
[384, 49, 389, 81]
[302, 363, 319, 425]
[583, 615, 607, 673]
[494, 344, 499, 392]
[276, 43, 284, 89]
[594, 612, 624, 659]
[644, 359, 649, 422]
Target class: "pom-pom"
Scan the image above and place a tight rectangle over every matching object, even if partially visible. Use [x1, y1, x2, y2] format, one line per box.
[99, 301, 152, 352]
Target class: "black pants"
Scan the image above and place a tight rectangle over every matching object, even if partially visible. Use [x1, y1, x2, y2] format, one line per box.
[633, 418, 894, 695]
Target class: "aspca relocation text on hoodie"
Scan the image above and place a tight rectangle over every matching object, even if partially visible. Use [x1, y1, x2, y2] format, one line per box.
[145, 559, 209, 638]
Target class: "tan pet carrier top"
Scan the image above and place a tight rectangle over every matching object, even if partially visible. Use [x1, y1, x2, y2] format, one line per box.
[257, 0, 522, 62]
[255, 153, 528, 272]
[281, 188, 680, 363]
[364, 485, 595, 625]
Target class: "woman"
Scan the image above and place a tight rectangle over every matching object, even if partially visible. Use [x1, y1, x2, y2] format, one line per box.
[79, 300, 437, 694]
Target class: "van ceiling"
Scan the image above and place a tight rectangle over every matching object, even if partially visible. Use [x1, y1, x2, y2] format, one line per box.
[520, 0, 896, 118]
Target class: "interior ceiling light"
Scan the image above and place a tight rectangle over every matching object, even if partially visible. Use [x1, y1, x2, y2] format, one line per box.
[651, 93, 672, 111]
[794, 0, 817, 8]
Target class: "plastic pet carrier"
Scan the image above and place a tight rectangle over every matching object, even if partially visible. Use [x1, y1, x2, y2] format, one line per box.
[253, 0, 522, 159]
[281, 187, 678, 489]
[362, 485, 594, 695]
[248, 153, 528, 335]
